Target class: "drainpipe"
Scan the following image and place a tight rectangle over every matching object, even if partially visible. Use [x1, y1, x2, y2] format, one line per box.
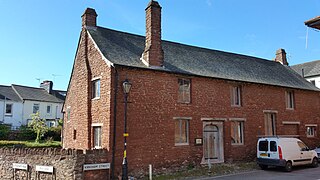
[111, 66, 119, 180]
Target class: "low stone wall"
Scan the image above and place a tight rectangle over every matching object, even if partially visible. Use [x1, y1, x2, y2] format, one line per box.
[0, 148, 109, 180]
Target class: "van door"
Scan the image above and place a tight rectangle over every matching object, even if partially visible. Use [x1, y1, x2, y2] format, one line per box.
[297, 141, 313, 165]
[269, 140, 279, 159]
[258, 139, 269, 158]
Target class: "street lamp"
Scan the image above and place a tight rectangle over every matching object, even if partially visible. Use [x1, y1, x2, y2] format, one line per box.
[122, 79, 132, 180]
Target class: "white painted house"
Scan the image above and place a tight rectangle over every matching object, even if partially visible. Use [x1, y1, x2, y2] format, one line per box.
[0, 81, 65, 129]
[291, 60, 320, 89]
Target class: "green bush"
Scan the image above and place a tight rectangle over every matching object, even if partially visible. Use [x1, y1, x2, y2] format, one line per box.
[44, 126, 61, 141]
[0, 124, 10, 140]
[17, 125, 37, 141]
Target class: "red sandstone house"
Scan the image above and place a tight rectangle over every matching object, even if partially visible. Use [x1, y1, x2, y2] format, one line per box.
[63, 1, 320, 177]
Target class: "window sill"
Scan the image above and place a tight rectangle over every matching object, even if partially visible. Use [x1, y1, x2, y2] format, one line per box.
[177, 101, 191, 104]
[5, 114, 12, 117]
[175, 143, 189, 146]
[231, 105, 241, 107]
[231, 143, 244, 146]
[94, 146, 102, 149]
[92, 97, 100, 100]
[307, 135, 315, 138]
[286, 108, 294, 110]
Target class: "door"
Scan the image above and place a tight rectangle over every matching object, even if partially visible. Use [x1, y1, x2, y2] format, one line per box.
[204, 124, 219, 160]
[297, 141, 313, 165]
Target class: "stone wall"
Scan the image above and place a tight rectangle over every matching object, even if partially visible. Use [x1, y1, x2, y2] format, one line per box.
[0, 148, 109, 180]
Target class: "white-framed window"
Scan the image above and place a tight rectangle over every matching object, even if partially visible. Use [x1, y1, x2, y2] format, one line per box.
[92, 79, 100, 99]
[5, 103, 13, 116]
[231, 121, 244, 145]
[174, 118, 189, 145]
[285, 91, 294, 109]
[265, 113, 276, 135]
[33, 103, 40, 113]
[178, 78, 191, 103]
[47, 105, 51, 114]
[306, 126, 316, 137]
[93, 126, 102, 148]
[231, 86, 241, 106]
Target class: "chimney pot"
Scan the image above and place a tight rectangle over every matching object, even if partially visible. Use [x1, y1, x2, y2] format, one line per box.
[142, 0, 164, 67]
[275, 48, 288, 66]
[82, 8, 98, 28]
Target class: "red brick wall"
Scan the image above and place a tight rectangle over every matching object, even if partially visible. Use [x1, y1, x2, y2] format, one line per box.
[63, 29, 112, 151]
[111, 67, 320, 175]
[63, 29, 320, 178]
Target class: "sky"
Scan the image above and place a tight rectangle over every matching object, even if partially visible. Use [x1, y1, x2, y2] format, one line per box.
[1, 0, 320, 90]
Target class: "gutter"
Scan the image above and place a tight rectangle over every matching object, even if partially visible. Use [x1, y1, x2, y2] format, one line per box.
[111, 65, 118, 180]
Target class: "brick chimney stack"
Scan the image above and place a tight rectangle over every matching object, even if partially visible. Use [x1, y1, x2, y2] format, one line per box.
[275, 48, 288, 66]
[142, 0, 164, 67]
[40, 80, 53, 94]
[82, 8, 98, 28]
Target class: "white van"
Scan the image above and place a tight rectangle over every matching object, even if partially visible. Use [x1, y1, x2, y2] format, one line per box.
[257, 137, 318, 172]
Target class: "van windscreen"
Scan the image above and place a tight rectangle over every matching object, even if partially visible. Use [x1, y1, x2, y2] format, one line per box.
[259, 140, 268, 151]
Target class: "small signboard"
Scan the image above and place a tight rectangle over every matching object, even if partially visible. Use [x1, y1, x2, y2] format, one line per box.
[83, 163, 110, 171]
[195, 138, 203, 145]
[12, 163, 28, 170]
[36, 165, 54, 173]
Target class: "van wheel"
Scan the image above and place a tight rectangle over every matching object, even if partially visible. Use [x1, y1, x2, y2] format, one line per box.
[311, 157, 318, 168]
[259, 164, 268, 170]
[284, 161, 292, 172]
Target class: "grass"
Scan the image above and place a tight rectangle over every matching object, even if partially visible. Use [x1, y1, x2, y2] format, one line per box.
[0, 140, 61, 148]
[147, 162, 258, 180]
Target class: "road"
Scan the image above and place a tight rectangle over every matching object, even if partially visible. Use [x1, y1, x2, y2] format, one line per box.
[196, 166, 320, 180]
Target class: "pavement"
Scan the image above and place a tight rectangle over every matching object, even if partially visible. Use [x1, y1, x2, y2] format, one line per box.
[195, 166, 320, 180]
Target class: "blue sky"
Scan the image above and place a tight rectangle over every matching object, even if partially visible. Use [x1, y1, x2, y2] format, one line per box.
[1, 0, 320, 90]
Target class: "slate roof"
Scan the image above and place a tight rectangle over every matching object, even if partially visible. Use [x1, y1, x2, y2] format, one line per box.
[87, 27, 319, 91]
[0, 85, 22, 102]
[12, 85, 64, 103]
[291, 60, 320, 78]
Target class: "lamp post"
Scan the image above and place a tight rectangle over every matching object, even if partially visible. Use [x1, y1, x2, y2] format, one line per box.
[122, 79, 132, 180]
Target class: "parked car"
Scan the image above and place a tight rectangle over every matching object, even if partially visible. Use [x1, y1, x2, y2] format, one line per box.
[314, 147, 320, 161]
[257, 137, 318, 172]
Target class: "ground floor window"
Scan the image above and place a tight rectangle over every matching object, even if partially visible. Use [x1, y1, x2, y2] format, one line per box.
[231, 121, 244, 145]
[93, 126, 102, 148]
[264, 113, 276, 135]
[174, 119, 189, 145]
[306, 126, 316, 137]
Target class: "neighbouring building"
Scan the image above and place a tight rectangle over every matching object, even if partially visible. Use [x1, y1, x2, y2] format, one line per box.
[291, 60, 320, 88]
[0, 81, 65, 128]
[63, 1, 320, 178]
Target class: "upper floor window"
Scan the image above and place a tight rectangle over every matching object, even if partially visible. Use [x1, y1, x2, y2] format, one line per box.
[66, 107, 71, 123]
[33, 103, 40, 113]
[47, 105, 51, 114]
[310, 80, 316, 86]
[5, 104, 13, 116]
[92, 79, 100, 99]
[178, 78, 191, 103]
[231, 86, 241, 106]
[264, 112, 276, 135]
[285, 91, 294, 109]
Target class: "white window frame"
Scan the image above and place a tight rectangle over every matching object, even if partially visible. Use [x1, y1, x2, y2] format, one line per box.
[33, 103, 40, 114]
[306, 124, 317, 138]
[5, 103, 13, 116]
[173, 117, 191, 146]
[230, 118, 245, 145]
[46, 104, 52, 114]
[285, 91, 294, 110]
[92, 78, 101, 99]
[231, 86, 241, 107]
[92, 124, 102, 149]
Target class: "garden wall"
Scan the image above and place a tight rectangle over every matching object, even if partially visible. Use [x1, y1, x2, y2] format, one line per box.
[0, 148, 110, 180]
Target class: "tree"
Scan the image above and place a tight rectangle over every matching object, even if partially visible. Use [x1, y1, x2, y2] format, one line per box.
[28, 112, 48, 143]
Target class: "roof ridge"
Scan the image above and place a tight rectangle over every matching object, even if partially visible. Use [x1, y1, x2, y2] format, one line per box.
[12, 84, 45, 90]
[95, 26, 274, 65]
[291, 59, 320, 67]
